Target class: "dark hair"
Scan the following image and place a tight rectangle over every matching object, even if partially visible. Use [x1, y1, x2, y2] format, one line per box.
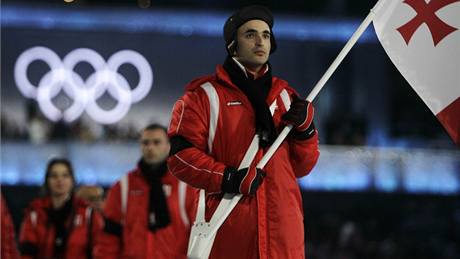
[223, 5, 277, 55]
[143, 123, 168, 134]
[43, 158, 75, 196]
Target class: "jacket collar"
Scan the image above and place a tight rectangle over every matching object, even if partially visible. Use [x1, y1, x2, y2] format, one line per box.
[215, 64, 288, 105]
[231, 57, 269, 79]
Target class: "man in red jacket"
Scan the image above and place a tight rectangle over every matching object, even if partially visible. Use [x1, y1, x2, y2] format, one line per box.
[94, 124, 196, 259]
[167, 5, 320, 259]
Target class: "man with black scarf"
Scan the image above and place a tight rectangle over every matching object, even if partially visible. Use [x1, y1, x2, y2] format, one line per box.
[167, 5, 320, 259]
[95, 124, 196, 259]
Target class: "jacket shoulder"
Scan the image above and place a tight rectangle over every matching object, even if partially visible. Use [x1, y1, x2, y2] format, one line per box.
[185, 74, 216, 92]
[109, 168, 138, 190]
[26, 197, 50, 212]
[273, 76, 301, 97]
[126, 168, 146, 184]
[273, 76, 294, 91]
[73, 196, 91, 210]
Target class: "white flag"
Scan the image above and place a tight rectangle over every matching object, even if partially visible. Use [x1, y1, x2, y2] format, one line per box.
[373, 0, 460, 145]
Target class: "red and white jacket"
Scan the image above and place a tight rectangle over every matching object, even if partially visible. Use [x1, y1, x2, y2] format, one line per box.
[1, 194, 20, 259]
[167, 64, 320, 259]
[19, 196, 103, 259]
[94, 168, 196, 259]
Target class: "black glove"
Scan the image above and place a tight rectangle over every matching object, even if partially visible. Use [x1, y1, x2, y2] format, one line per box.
[221, 166, 266, 195]
[281, 94, 316, 140]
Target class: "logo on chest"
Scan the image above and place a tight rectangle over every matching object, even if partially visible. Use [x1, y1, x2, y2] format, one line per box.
[129, 185, 172, 197]
[130, 189, 144, 196]
[227, 101, 242, 106]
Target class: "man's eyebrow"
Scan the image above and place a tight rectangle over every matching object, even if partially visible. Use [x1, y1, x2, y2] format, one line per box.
[244, 29, 258, 33]
[243, 28, 271, 34]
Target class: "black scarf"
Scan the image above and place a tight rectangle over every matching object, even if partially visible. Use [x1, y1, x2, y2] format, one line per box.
[138, 159, 171, 232]
[223, 56, 277, 147]
[47, 196, 74, 259]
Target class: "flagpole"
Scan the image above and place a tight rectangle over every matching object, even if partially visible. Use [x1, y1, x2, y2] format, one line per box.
[257, 0, 385, 169]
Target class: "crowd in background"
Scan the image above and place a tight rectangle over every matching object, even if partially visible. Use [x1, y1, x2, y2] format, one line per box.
[1, 104, 142, 143]
[3, 103, 454, 148]
[1, 103, 370, 145]
[305, 199, 460, 259]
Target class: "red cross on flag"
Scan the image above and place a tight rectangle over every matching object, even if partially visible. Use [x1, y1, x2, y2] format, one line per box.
[373, 0, 460, 145]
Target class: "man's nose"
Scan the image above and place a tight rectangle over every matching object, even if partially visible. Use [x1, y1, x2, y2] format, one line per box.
[148, 143, 157, 149]
[255, 34, 263, 45]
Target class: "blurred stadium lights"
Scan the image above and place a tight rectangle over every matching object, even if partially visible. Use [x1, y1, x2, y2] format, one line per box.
[1, 143, 459, 195]
[1, 4, 377, 43]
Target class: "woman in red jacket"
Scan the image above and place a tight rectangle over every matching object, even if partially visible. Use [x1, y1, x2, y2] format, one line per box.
[19, 158, 103, 259]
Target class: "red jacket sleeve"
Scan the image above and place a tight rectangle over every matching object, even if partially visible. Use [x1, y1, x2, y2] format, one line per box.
[288, 134, 320, 178]
[167, 88, 226, 193]
[93, 183, 122, 259]
[284, 87, 320, 178]
[1, 196, 20, 259]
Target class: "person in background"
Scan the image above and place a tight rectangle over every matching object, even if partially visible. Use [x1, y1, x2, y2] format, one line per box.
[94, 124, 196, 259]
[1, 193, 20, 259]
[19, 158, 103, 259]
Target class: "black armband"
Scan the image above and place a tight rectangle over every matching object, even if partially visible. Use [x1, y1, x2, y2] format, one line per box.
[169, 135, 194, 156]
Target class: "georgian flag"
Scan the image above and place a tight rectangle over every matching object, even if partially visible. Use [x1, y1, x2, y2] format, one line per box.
[373, 0, 460, 145]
